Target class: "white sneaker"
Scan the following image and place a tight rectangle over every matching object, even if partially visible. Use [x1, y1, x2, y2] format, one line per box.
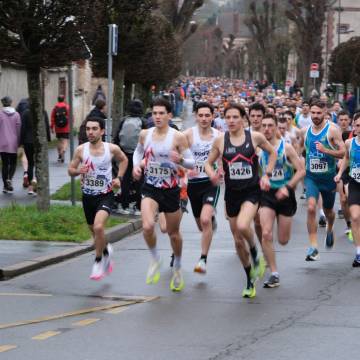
[132, 206, 141, 216]
[103, 244, 114, 275]
[90, 260, 105, 280]
[117, 206, 131, 215]
[194, 259, 207, 274]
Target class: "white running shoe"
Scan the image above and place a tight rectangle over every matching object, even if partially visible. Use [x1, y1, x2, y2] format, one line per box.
[90, 260, 105, 280]
[194, 259, 207, 274]
[103, 244, 114, 275]
[117, 206, 131, 215]
[146, 258, 162, 284]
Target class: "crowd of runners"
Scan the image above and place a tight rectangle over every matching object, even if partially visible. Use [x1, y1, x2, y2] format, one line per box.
[68, 77, 360, 298]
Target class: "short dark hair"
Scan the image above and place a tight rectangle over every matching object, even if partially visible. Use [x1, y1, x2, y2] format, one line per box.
[86, 116, 105, 129]
[263, 113, 278, 125]
[310, 99, 326, 109]
[195, 101, 214, 114]
[353, 112, 360, 122]
[224, 102, 246, 117]
[94, 98, 106, 110]
[58, 95, 65, 102]
[249, 102, 266, 116]
[337, 110, 349, 118]
[284, 110, 294, 119]
[152, 97, 172, 113]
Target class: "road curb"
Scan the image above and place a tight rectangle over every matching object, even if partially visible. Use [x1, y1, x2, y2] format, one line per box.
[0, 219, 142, 281]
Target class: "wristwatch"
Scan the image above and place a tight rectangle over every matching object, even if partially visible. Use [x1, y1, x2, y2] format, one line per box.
[265, 171, 272, 177]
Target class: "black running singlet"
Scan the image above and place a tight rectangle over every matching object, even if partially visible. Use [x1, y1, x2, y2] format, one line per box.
[222, 130, 259, 191]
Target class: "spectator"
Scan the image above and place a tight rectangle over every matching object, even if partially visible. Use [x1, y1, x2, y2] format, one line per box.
[0, 96, 21, 193]
[50, 95, 70, 163]
[92, 84, 106, 105]
[20, 108, 50, 194]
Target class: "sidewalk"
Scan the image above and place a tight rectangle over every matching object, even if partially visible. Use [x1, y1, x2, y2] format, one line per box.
[0, 147, 142, 280]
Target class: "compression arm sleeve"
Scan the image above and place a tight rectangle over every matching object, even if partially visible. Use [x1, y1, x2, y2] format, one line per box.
[181, 148, 195, 169]
[133, 143, 145, 167]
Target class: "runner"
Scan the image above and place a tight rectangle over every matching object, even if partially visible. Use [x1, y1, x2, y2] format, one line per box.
[184, 101, 220, 274]
[336, 110, 354, 239]
[301, 100, 345, 261]
[68, 116, 128, 280]
[259, 114, 305, 287]
[132, 97, 195, 292]
[249, 102, 266, 132]
[335, 114, 360, 266]
[205, 103, 276, 298]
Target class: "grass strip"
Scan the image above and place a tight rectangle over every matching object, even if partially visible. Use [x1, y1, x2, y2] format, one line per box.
[0, 204, 124, 242]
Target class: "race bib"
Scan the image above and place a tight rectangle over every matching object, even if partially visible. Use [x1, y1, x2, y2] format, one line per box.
[84, 175, 106, 192]
[351, 167, 360, 183]
[229, 162, 252, 180]
[271, 168, 284, 181]
[194, 160, 206, 177]
[148, 161, 172, 181]
[310, 158, 328, 173]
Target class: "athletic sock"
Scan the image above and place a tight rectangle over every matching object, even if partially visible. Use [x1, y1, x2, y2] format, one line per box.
[95, 256, 102, 263]
[103, 247, 109, 256]
[174, 256, 181, 269]
[271, 272, 279, 277]
[347, 221, 351, 228]
[244, 265, 252, 288]
[250, 246, 258, 263]
[149, 246, 160, 261]
[319, 209, 325, 218]
[357, 247, 360, 255]
[200, 254, 207, 263]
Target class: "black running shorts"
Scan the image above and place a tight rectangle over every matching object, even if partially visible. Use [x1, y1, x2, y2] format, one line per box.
[187, 180, 220, 218]
[82, 192, 114, 225]
[260, 187, 297, 217]
[224, 184, 261, 218]
[348, 179, 360, 207]
[141, 183, 180, 213]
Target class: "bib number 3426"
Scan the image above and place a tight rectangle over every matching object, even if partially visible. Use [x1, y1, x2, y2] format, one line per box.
[229, 162, 252, 180]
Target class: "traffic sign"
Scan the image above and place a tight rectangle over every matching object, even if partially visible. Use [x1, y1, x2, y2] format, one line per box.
[310, 63, 319, 71]
[310, 70, 319, 78]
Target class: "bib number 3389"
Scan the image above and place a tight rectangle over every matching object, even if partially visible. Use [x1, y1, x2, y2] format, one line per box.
[229, 162, 252, 180]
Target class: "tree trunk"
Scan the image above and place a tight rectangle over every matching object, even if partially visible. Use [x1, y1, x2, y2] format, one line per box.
[112, 66, 125, 138]
[27, 66, 50, 211]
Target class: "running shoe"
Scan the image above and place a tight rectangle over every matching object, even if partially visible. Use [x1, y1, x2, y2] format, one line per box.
[352, 254, 360, 268]
[337, 209, 344, 219]
[194, 259, 206, 274]
[117, 206, 131, 215]
[146, 258, 161, 284]
[90, 260, 105, 280]
[305, 247, 320, 261]
[103, 244, 114, 275]
[57, 154, 62, 163]
[27, 188, 35, 196]
[300, 189, 306, 199]
[263, 274, 280, 288]
[325, 231, 335, 249]
[170, 253, 174, 268]
[31, 179, 37, 192]
[242, 282, 256, 298]
[212, 216, 217, 232]
[131, 205, 141, 216]
[170, 269, 184, 292]
[23, 173, 29, 188]
[346, 230, 353, 243]
[252, 255, 266, 280]
[318, 215, 327, 227]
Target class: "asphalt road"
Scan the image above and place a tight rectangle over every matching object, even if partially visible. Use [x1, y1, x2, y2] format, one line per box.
[0, 102, 359, 359]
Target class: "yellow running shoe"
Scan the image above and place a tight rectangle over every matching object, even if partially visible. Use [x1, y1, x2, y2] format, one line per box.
[146, 258, 161, 284]
[170, 269, 184, 292]
[252, 255, 266, 281]
[242, 283, 256, 298]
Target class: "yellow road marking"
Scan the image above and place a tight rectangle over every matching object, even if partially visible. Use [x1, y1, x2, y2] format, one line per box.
[32, 331, 61, 340]
[0, 300, 135, 330]
[0, 345, 17, 353]
[0, 292, 52, 297]
[72, 318, 99, 327]
[105, 307, 128, 314]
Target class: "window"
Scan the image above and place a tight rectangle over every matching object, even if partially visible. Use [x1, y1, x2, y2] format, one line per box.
[337, 23, 350, 34]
